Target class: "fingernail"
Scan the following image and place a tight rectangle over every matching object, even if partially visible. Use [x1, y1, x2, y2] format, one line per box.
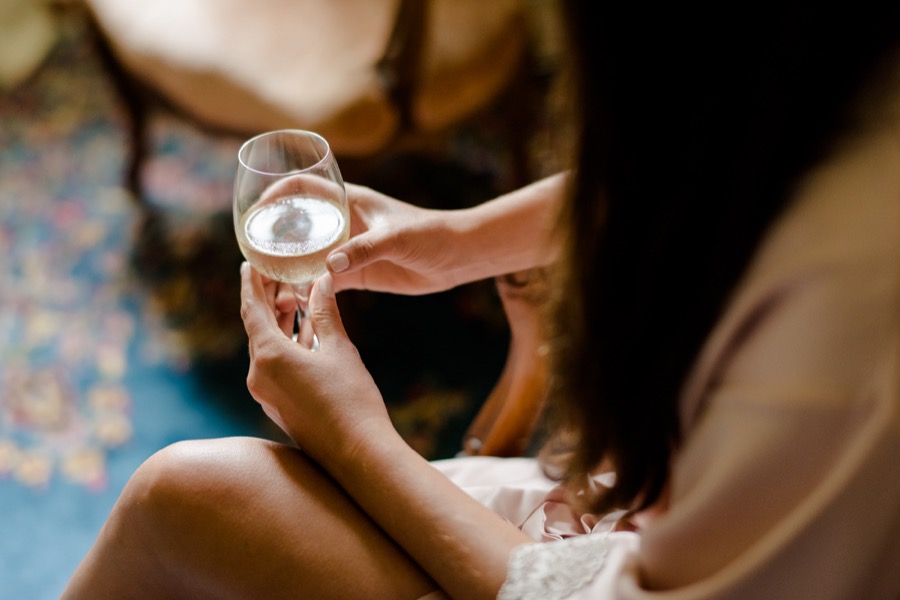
[240, 261, 249, 274]
[327, 252, 349, 272]
[317, 273, 334, 298]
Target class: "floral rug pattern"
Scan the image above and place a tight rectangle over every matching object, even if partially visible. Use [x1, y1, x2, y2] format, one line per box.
[1, 16, 138, 490]
[0, 11, 284, 491]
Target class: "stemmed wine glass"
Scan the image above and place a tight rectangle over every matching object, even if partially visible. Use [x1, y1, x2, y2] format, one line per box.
[234, 129, 349, 347]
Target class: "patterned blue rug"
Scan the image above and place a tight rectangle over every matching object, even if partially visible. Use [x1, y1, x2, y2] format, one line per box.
[0, 12, 276, 599]
[0, 8, 512, 599]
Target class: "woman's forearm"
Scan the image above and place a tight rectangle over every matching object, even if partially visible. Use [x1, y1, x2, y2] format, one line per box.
[329, 427, 532, 600]
[326, 177, 567, 593]
[447, 172, 567, 282]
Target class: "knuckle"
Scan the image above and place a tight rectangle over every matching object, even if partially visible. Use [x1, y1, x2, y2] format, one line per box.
[253, 339, 280, 367]
[355, 237, 378, 263]
[245, 369, 260, 396]
[311, 305, 338, 329]
[248, 339, 280, 370]
[239, 296, 255, 322]
[245, 343, 281, 396]
[394, 234, 414, 260]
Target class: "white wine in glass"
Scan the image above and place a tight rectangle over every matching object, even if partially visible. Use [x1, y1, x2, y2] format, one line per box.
[234, 130, 349, 346]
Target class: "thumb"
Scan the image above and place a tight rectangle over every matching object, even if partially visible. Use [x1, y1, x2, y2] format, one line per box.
[326, 227, 399, 276]
[308, 273, 349, 344]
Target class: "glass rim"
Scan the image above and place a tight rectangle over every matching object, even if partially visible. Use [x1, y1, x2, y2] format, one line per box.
[237, 129, 334, 176]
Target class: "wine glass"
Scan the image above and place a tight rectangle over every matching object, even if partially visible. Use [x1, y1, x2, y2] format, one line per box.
[234, 129, 349, 347]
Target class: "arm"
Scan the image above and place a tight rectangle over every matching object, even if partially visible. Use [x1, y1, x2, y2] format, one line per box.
[333, 426, 534, 599]
[328, 172, 567, 294]
[240, 265, 533, 599]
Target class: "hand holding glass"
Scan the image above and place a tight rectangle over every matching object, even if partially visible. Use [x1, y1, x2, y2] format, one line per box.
[234, 130, 349, 346]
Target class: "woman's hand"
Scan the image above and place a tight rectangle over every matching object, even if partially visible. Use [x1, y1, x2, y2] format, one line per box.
[325, 184, 469, 295]
[239, 262, 396, 465]
[241, 262, 533, 599]
[328, 175, 567, 295]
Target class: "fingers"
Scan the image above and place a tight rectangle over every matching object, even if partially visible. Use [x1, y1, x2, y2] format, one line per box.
[240, 263, 285, 347]
[326, 231, 386, 276]
[325, 233, 385, 293]
[271, 283, 296, 338]
[276, 309, 295, 339]
[308, 273, 348, 344]
[327, 186, 394, 277]
[275, 284, 298, 314]
[241, 262, 296, 358]
[297, 313, 316, 350]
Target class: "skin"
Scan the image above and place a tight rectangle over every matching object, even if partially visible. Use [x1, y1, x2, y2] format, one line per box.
[62, 174, 566, 599]
[62, 438, 439, 599]
[326, 174, 566, 295]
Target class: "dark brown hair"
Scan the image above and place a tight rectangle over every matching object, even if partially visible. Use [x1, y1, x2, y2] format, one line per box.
[544, 2, 900, 513]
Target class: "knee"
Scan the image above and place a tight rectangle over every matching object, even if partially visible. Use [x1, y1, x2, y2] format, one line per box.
[120, 437, 287, 526]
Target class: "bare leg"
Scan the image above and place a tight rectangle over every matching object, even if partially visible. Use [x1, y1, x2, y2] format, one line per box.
[61, 437, 438, 599]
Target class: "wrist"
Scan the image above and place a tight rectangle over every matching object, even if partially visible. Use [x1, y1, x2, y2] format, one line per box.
[325, 417, 413, 485]
[453, 173, 565, 281]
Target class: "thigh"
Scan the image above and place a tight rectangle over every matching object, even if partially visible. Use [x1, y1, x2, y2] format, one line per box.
[64, 437, 438, 599]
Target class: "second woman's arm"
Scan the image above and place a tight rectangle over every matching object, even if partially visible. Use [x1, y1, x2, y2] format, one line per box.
[328, 172, 567, 294]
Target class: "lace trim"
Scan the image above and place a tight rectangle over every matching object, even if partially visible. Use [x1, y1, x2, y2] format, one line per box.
[497, 534, 610, 600]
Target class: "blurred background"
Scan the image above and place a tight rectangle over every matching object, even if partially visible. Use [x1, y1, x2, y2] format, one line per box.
[0, 0, 564, 597]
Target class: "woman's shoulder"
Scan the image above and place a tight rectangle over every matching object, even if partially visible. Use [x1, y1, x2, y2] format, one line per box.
[680, 116, 900, 427]
[757, 122, 899, 280]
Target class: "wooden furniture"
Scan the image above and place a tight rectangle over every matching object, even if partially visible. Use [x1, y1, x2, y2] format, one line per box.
[83, 0, 535, 199]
